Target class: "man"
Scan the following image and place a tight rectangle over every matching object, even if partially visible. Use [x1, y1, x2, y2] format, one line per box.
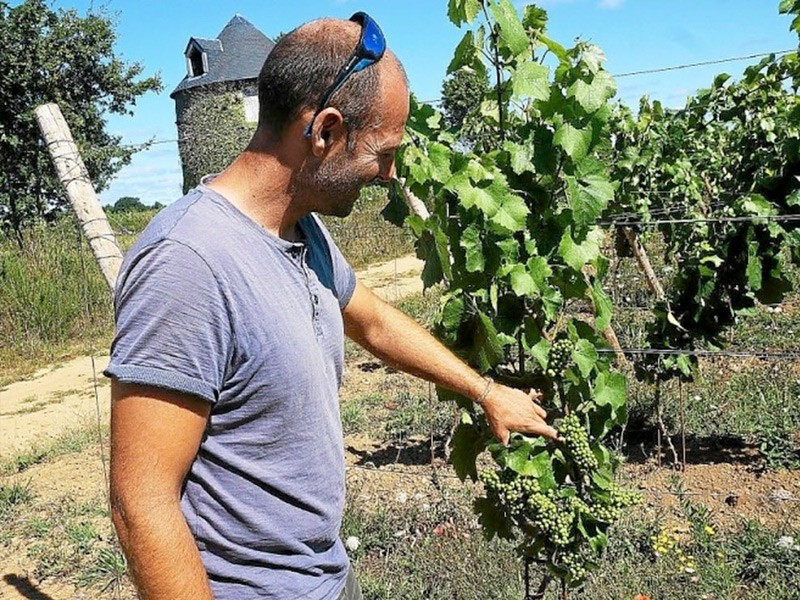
[106, 13, 556, 600]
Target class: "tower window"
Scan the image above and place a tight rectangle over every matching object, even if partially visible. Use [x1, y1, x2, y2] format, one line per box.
[188, 47, 205, 77]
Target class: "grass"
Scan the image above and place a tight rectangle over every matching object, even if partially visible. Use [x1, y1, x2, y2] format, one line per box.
[0, 422, 105, 476]
[0, 425, 128, 596]
[341, 486, 526, 600]
[11, 493, 128, 592]
[341, 477, 800, 600]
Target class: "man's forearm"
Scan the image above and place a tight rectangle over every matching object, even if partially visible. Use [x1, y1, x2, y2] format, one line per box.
[112, 495, 213, 600]
[344, 283, 558, 442]
[347, 296, 486, 401]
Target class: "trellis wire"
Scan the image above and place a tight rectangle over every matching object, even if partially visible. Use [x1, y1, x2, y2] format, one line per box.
[596, 348, 800, 360]
[601, 214, 800, 227]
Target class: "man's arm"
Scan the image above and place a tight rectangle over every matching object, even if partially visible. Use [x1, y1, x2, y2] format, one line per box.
[342, 282, 557, 443]
[110, 381, 214, 600]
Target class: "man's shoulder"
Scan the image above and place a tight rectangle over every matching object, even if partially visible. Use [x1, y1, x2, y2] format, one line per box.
[128, 187, 243, 259]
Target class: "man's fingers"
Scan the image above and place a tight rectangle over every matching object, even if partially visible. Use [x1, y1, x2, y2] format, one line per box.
[527, 421, 558, 440]
[497, 426, 510, 446]
[527, 390, 547, 419]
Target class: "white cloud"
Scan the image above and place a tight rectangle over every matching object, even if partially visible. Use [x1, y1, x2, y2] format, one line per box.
[599, 0, 625, 9]
[99, 143, 183, 207]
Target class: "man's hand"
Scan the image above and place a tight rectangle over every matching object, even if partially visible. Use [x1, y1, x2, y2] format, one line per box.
[480, 383, 558, 444]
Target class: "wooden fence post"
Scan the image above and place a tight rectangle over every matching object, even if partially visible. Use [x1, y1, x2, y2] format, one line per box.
[34, 102, 123, 291]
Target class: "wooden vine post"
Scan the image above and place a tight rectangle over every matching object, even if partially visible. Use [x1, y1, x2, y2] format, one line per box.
[34, 102, 123, 291]
[621, 226, 665, 302]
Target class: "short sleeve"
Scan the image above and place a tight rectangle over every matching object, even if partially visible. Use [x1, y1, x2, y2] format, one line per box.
[104, 240, 233, 404]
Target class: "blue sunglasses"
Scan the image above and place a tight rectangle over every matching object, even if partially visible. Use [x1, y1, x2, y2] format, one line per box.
[303, 12, 386, 137]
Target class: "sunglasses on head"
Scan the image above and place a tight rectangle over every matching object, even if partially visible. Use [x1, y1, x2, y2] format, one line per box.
[303, 12, 386, 137]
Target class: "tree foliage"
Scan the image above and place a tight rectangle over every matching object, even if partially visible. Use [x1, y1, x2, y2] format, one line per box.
[0, 0, 162, 239]
[440, 68, 494, 149]
[107, 196, 162, 213]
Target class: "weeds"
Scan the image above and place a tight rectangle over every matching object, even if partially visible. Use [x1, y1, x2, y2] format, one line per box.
[0, 479, 34, 518]
[1, 422, 105, 475]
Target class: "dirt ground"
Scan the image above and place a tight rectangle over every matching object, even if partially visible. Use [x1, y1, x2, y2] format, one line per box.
[3, 254, 800, 599]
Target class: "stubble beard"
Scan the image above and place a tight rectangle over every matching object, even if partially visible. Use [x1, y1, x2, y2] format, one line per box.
[294, 150, 366, 218]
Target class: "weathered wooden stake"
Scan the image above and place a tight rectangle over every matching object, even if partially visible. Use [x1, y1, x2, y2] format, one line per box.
[622, 226, 665, 301]
[34, 102, 123, 291]
[399, 177, 430, 220]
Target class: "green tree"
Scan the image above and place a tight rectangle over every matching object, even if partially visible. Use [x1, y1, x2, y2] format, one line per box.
[0, 0, 162, 243]
[440, 67, 494, 150]
[110, 196, 146, 212]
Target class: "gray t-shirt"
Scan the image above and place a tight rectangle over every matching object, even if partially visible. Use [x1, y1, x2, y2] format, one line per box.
[105, 183, 357, 599]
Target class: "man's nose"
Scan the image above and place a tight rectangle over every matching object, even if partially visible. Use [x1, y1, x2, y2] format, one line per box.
[378, 157, 396, 181]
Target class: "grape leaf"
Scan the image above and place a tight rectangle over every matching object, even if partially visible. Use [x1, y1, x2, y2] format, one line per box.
[591, 280, 613, 331]
[572, 339, 598, 377]
[508, 264, 537, 297]
[512, 62, 550, 102]
[559, 227, 604, 271]
[490, 192, 530, 233]
[428, 142, 453, 183]
[461, 225, 486, 272]
[447, 0, 482, 26]
[504, 141, 534, 175]
[473, 497, 513, 540]
[470, 311, 504, 371]
[447, 30, 478, 74]
[450, 417, 486, 480]
[565, 174, 614, 228]
[593, 371, 626, 411]
[569, 71, 616, 113]
[382, 179, 410, 227]
[746, 240, 763, 291]
[505, 442, 544, 476]
[524, 319, 550, 369]
[489, 0, 529, 57]
[440, 295, 466, 333]
[554, 123, 593, 161]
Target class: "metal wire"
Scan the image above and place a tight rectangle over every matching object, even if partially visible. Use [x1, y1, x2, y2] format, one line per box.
[601, 214, 800, 227]
[596, 348, 800, 360]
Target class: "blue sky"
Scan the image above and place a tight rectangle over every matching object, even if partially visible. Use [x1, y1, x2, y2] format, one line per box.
[42, 0, 799, 206]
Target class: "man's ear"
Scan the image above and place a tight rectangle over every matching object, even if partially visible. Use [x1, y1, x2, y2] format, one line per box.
[308, 107, 347, 157]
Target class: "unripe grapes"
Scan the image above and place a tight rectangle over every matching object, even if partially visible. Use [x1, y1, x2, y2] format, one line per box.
[559, 414, 598, 472]
[558, 546, 589, 581]
[547, 338, 575, 378]
[589, 484, 642, 523]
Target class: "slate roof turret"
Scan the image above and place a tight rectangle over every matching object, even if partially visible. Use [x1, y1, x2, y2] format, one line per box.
[170, 15, 274, 98]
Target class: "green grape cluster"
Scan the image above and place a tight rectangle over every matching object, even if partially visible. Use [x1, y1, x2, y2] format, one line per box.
[526, 494, 574, 546]
[559, 414, 599, 472]
[546, 338, 575, 377]
[479, 469, 539, 517]
[589, 485, 643, 523]
[557, 546, 589, 581]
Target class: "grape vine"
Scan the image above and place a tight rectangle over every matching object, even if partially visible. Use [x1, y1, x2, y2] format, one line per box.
[389, 0, 800, 594]
[387, 0, 635, 593]
[605, 1, 800, 380]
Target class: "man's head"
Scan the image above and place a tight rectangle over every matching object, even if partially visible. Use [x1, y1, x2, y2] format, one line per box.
[254, 14, 409, 217]
[258, 15, 402, 143]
